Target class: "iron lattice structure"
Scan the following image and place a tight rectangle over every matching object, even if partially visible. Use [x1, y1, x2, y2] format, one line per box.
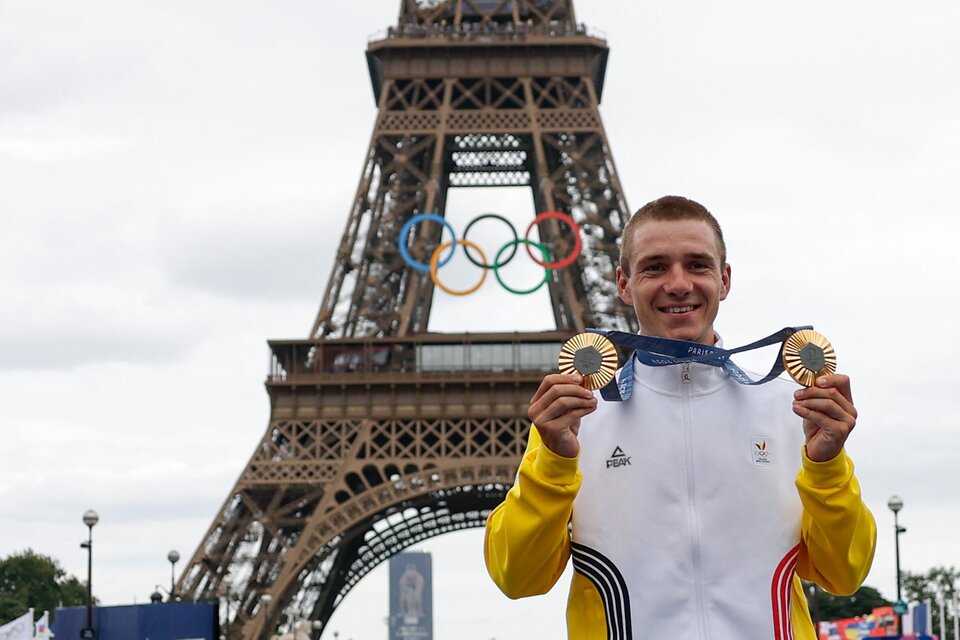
[178, 1, 637, 638]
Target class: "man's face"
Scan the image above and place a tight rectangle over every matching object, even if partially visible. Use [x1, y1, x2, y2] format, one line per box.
[617, 219, 731, 345]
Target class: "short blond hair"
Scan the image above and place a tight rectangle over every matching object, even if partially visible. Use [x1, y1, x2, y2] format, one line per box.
[619, 195, 727, 274]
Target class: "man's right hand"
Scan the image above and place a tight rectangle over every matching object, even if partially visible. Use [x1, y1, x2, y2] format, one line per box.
[528, 374, 599, 459]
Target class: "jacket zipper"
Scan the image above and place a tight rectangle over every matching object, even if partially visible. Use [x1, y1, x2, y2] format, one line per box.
[681, 364, 708, 638]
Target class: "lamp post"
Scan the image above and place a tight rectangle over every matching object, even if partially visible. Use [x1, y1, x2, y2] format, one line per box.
[807, 582, 818, 626]
[887, 495, 906, 634]
[167, 550, 180, 602]
[80, 510, 99, 639]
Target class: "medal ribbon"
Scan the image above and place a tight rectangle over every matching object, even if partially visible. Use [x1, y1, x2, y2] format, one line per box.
[586, 326, 812, 401]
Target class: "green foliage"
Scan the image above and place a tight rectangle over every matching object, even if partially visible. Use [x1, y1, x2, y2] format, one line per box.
[901, 566, 959, 640]
[804, 581, 890, 623]
[0, 550, 90, 623]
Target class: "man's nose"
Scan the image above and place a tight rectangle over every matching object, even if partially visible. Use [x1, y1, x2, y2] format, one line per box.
[663, 264, 693, 295]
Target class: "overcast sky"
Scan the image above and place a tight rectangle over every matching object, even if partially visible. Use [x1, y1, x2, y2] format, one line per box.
[2, 1, 959, 638]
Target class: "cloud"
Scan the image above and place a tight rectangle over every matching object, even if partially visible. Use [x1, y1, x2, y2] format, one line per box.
[158, 199, 336, 303]
[1, 0, 959, 630]
[0, 270, 213, 369]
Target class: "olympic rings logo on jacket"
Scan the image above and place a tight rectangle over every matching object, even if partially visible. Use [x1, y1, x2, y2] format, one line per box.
[398, 211, 582, 296]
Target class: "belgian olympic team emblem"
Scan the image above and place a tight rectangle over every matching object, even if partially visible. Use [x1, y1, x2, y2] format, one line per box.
[398, 211, 582, 296]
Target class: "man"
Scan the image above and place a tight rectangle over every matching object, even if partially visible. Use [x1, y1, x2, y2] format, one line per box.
[484, 196, 876, 640]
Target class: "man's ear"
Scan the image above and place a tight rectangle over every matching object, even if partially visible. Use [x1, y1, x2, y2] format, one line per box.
[719, 263, 731, 300]
[616, 265, 632, 304]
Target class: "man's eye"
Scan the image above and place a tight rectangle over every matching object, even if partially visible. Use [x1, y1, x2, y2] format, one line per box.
[643, 264, 665, 273]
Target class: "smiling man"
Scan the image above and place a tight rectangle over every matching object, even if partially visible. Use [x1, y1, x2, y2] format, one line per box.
[484, 196, 876, 640]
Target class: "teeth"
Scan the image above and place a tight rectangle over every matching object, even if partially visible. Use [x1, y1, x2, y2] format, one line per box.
[664, 306, 695, 313]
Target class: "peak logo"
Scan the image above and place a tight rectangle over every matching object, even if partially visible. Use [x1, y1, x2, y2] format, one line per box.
[751, 436, 773, 466]
[606, 446, 631, 468]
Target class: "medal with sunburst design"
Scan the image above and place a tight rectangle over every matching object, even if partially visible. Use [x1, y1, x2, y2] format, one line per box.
[558, 333, 618, 391]
[781, 329, 837, 387]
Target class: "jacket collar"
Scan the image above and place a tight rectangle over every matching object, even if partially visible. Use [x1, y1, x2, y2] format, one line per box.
[628, 334, 731, 396]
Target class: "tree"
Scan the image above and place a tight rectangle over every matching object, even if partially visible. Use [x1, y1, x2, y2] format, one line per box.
[0, 550, 89, 623]
[902, 566, 959, 640]
[804, 581, 891, 623]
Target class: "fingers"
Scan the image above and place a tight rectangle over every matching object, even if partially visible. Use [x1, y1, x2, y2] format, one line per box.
[529, 374, 596, 422]
[792, 373, 858, 462]
[528, 374, 598, 459]
[793, 374, 857, 421]
[824, 373, 854, 404]
[530, 374, 593, 403]
[793, 396, 856, 425]
[795, 374, 854, 404]
[792, 401, 854, 435]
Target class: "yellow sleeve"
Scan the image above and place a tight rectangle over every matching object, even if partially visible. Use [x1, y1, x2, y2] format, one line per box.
[794, 447, 877, 595]
[483, 424, 581, 599]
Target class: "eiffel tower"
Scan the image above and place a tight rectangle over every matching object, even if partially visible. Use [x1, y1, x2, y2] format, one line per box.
[177, 1, 637, 637]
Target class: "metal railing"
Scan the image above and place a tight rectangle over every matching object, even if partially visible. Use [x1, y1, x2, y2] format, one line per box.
[268, 332, 569, 382]
[369, 21, 604, 44]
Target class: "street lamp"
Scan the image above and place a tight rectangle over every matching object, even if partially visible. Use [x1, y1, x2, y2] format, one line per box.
[807, 582, 818, 625]
[167, 550, 180, 602]
[888, 495, 907, 633]
[80, 509, 99, 638]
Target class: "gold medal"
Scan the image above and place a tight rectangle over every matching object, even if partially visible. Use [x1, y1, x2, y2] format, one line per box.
[781, 329, 837, 387]
[558, 333, 618, 391]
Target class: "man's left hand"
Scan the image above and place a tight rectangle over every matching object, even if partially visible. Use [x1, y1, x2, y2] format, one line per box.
[792, 373, 858, 463]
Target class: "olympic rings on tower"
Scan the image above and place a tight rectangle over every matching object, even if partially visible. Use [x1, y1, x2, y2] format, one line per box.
[462, 213, 518, 269]
[398, 213, 457, 272]
[493, 239, 552, 296]
[525, 211, 582, 269]
[430, 239, 488, 296]
[397, 211, 582, 296]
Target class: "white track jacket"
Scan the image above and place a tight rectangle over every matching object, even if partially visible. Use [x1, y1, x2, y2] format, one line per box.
[485, 358, 876, 640]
